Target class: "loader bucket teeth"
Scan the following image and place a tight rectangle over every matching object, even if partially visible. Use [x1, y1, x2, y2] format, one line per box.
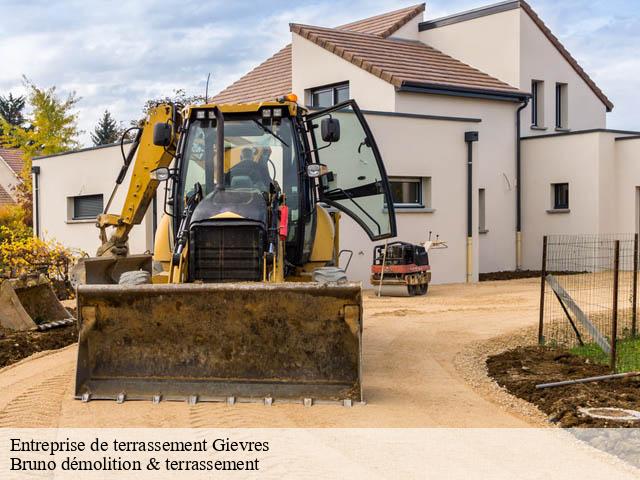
[0, 276, 73, 331]
[75, 282, 363, 404]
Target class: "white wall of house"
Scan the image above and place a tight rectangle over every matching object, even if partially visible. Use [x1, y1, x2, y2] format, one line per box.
[340, 112, 480, 286]
[418, 7, 608, 137]
[519, 9, 607, 136]
[395, 92, 519, 275]
[33, 144, 156, 256]
[615, 137, 640, 234]
[521, 131, 640, 269]
[291, 34, 396, 111]
[418, 8, 521, 89]
[389, 14, 423, 41]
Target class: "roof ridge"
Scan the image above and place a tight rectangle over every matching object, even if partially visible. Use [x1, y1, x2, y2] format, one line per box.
[338, 3, 425, 38]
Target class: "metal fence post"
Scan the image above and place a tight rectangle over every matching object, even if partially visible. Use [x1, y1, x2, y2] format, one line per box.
[539, 235, 548, 345]
[611, 240, 620, 372]
[633, 233, 638, 337]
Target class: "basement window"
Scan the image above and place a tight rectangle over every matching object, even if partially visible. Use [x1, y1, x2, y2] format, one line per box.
[389, 177, 431, 209]
[309, 82, 349, 108]
[70, 194, 103, 220]
[552, 183, 569, 210]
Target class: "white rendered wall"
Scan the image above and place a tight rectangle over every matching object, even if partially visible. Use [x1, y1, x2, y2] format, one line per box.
[395, 92, 518, 275]
[291, 34, 397, 111]
[32, 145, 156, 256]
[519, 9, 607, 135]
[418, 9, 521, 89]
[614, 138, 640, 234]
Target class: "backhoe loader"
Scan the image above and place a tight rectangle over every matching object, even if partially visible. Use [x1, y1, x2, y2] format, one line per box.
[73, 95, 396, 405]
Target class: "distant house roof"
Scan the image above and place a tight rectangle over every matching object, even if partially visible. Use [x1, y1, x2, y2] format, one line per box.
[0, 147, 24, 176]
[289, 23, 525, 98]
[0, 184, 15, 206]
[212, 4, 426, 104]
[419, 0, 613, 112]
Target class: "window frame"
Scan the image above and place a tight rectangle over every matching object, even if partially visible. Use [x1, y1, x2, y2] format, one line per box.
[71, 194, 104, 220]
[555, 83, 568, 129]
[552, 183, 569, 210]
[309, 82, 350, 109]
[531, 80, 543, 127]
[389, 177, 424, 208]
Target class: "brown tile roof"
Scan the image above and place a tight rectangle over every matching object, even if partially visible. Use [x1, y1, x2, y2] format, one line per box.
[290, 24, 523, 95]
[0, 147, 24, 176]
[338, 3, 425, 37]
[0, 184, 15, 206]
[213, 45, 292, 104]
[519, 1, 613, 112]
[212, 4, 426, 104]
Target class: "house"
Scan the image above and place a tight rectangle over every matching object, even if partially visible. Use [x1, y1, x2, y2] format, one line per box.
[0, 147, 24, 206]
[32, 1, 640, 285]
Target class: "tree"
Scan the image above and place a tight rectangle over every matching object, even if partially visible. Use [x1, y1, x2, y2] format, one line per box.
[0, 93, 26, 131]
[91, 110, 124, 146]
[0, 77, 81, 224]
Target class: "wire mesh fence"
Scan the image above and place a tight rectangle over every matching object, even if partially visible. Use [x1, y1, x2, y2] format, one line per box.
[539, 234, 639, 372]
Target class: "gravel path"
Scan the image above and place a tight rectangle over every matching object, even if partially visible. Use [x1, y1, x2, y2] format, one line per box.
[0, 278, 545, 428]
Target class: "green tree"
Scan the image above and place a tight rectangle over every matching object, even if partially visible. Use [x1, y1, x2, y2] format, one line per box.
[91, 110, 124, 146]
[0, 77, 81, 224]
[0, 93, 26, 133]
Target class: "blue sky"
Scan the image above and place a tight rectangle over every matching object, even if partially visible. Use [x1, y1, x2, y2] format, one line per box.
[1, 0, 638, 145]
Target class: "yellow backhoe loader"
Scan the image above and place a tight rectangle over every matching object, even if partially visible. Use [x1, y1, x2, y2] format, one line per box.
[73, 96, 396, 405]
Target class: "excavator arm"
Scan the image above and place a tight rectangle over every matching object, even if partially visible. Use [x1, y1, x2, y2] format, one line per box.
[96, 103, 177, 257]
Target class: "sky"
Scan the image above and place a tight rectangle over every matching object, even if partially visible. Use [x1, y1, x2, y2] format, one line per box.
[1, 0, 639, 146]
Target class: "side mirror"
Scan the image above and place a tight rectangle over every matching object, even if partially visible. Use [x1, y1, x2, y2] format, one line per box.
[153, 122, 172, 147]
[321, 117, 340, 143]
[150, 167, 171, 181]
[306, 163, 329, 178]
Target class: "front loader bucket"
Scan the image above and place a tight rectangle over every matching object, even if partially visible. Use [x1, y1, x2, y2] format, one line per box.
[0, 276, 72, 331]
[75, 282, 363, 404]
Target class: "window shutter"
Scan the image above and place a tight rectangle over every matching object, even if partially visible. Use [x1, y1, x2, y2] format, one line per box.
[74, 194, 104, 219]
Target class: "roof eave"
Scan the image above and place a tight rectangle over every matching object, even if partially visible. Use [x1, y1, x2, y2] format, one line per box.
[398, 81, 530, 103]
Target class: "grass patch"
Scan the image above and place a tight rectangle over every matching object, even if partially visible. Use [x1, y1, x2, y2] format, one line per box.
[570, 338, 640, 372]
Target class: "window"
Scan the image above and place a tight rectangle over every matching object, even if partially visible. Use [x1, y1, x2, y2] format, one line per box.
[552, 183, 569, 210]
[531, 80, 544, 127]
[309, 83, 349, 108]
[71, 194, 103, 220]
[388, 177, 431, 208]
[479, 188, 487, 233]
[555, 83, 568, 129]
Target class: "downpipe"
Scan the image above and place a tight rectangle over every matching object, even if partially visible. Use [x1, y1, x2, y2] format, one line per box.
[465, 131, 479, 283]
[516, 98, 530, 270]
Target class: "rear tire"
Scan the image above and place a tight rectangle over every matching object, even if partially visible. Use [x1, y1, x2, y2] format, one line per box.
[118, 270, 151, 286]
[419, 283, 429, 295]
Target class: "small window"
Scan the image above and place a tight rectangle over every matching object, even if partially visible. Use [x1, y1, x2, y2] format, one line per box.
[72, 194, 103, 220]
[555, 83, 568, 129]
[389, 177, 431, 208]
[552, 183, 569, 210]
[531, 80, 544, 127]
[309, 82, 350, 108]
[479, 188, 487, 232]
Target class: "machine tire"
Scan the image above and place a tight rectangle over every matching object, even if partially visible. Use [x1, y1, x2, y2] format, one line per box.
[118, 270, 151, 286]
[419, 283, 429, 295]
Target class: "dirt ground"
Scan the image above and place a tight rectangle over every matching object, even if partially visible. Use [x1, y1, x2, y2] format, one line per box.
[0, 325, 77, 369]
[488, 346, 640, 428]
[0, 278, 548, 428]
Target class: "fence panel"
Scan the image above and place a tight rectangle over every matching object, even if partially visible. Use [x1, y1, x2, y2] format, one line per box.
[539, 234, 639, 372]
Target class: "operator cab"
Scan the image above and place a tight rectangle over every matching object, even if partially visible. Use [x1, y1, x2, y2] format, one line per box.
[158, 99, 396, 282]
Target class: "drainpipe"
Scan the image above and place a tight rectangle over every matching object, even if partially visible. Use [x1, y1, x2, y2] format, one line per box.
[515, 98, 530, 270]
[31, 166, 41, 238]
[465, 131, 479, 283]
